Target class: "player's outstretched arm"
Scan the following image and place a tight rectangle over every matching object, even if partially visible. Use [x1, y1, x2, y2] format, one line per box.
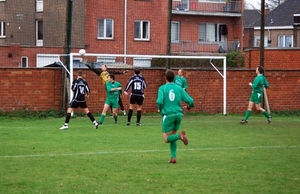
[108, 70, 128, 75]
[82, 60, 102, 76]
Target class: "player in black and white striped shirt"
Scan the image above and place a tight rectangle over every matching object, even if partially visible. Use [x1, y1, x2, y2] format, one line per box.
[124, 68, 147, 126]
[60, 70, 98, 130]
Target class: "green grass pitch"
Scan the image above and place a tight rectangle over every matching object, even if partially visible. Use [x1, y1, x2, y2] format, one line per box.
[0, 114, 299, 193]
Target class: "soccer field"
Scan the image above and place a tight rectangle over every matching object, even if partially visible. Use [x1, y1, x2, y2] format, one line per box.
[0, 115, 299, 193]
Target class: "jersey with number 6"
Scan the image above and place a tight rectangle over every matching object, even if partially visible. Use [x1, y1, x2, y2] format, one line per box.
[124, 74, 147, 97]
[156, 82, 194, 115]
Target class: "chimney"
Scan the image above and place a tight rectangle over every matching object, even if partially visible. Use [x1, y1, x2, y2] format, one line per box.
[265, 3, 270, 15]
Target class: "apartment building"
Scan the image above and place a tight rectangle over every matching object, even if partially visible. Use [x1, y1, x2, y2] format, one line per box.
[0, 0, 244, 67]
[252, 0, 300, 48]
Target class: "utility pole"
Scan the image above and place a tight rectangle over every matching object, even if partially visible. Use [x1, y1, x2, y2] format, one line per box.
[166, 0, 172, 69]
[260, 0, 265, 67]
[66, 0, 73, 70]
[62, 0, 73, 110]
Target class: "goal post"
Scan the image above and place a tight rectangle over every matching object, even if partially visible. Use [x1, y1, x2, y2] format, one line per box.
[69, 53, 227, 115]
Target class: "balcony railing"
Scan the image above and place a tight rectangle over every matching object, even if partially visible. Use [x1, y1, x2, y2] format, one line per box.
[171, 40, 240, 53]
[172, 0, 241, 14]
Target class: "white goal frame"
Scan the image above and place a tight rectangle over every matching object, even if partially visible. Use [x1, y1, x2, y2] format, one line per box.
[69, 53, 227, 115]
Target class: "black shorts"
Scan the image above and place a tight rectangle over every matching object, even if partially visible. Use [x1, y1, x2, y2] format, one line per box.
[130, 95, 144, 106]
[69, 101, 88, 109]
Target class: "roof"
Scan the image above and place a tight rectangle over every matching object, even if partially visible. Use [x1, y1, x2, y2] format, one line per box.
[44, 61, 132, 69]
[243, 9, 261, 28]
[44, 61, 92, 68]
[253, 0, 300, 27]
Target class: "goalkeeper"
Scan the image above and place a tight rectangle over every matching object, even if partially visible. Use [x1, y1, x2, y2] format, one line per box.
[85, 62, 128, 115]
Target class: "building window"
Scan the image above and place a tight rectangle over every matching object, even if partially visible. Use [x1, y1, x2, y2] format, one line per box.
[198, 23, 228, 43]
[21, 57, 28, 68]
[98, 19, 113, 39]
[278, 35, 293, 47]
[0, 21, 6, 38]
[254, 35, 269, 47]
[199, 0, 226, 2]
[199, 23, 215, 42]
[36, 0, 43, 12]
[36, 54, 60, 67]
[171, 22, 180, 43]
[198, 23, 217, 42]
[134, 20, 150, 40]
[36, 20, 43, 46]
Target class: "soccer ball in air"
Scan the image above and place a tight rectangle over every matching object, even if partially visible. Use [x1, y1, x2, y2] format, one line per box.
[79, 49, 86, 56]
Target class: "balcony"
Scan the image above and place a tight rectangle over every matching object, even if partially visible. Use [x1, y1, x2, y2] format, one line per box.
[171, 40, 240, 53]
[172, 0, 242, 17]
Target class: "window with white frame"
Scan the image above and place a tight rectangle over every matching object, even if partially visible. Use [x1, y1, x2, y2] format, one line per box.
[0, 21, 6, 38]
[278, 35, 293, 47]
[254, 36, 269, 47]
[36, 0, 43, 12]
[199, 23, 218, 42]
[36, 20, 43, 46]
[198, 0, 226, 2]
[198, 23, 228, 43]
[21, 57, 28, 68]
[134, 20, 150, 40]
[98, 19, 113, 39]
[36, 54, 60, 67]
[171, 22, 180, 43]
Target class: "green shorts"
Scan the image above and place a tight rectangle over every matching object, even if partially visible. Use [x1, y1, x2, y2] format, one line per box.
[105, 98, 119, 108]
[249, 91, 262, 104]
[161, 113, 182, 133]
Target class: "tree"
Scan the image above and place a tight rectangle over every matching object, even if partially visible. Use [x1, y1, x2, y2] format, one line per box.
[245, 0, 287, 10]
[264, 0, 287, 10]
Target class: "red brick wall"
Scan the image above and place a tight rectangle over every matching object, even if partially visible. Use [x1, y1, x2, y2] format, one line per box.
[244, 49, 300, 69]
[1, 68, 300, 114]
[0, 68, 63, 112]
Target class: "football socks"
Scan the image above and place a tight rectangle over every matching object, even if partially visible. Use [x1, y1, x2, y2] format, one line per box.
[244, 110, 251, 121]
[167, 134, 180, 142]
[170, 141, 177, 159]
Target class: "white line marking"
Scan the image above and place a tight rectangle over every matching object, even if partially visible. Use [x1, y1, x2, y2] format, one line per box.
[0, 145, 298, 159]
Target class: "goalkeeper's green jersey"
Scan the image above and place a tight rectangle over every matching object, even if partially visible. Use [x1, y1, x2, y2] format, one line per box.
[106, 81, 122, 99]
[156, 82, 194, 115]
[252, 74, 269, 92]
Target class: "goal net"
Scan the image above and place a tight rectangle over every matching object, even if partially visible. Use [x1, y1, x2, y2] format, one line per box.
[68, 53, 227, 115]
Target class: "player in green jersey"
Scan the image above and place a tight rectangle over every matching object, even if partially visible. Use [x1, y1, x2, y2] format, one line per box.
[174, 68, 188, 90]
[240, 66, 272, 124]
[156, 70, 194, 164]
[85, 61, 128, 116]
[99, 74, 122, 125]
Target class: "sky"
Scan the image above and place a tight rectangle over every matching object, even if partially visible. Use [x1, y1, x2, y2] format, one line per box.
[245, 0, 261, 9]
